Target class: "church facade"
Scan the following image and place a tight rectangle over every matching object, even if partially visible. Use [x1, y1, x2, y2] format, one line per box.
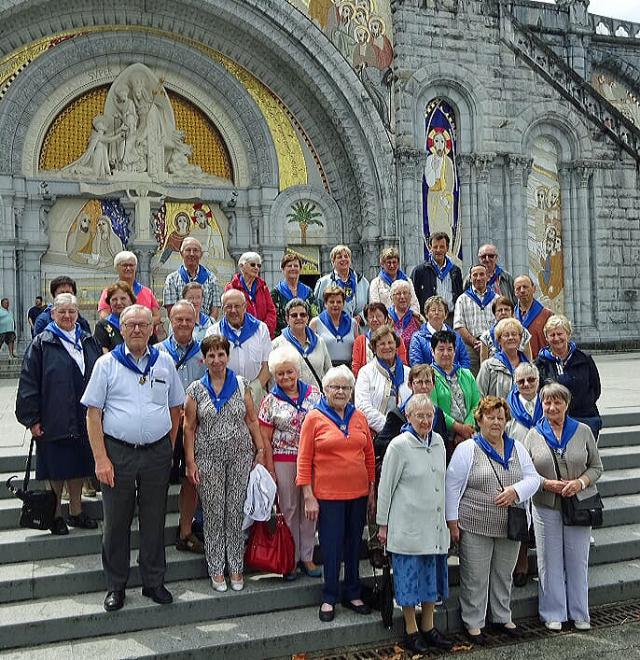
[0, 0, 638, 346]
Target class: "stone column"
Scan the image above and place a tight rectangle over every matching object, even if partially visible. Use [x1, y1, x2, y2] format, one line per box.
[507, 155, 532, 276]
[395, 146, 426, 269]
[558, 164, 576, 323]
[457, 154, 474, 265]
[474, 154, 495, 241]
[129, 196, 164, 289]
[574, 162, 593, 327]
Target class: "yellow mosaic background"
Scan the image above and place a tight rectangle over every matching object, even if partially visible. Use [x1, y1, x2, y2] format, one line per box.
[39, 84, 234, 180]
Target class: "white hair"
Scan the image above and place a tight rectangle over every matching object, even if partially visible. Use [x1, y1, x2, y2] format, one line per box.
[405, 393, 435, 417]
[52, 293, 78, 309]
[113, 251, 138, 268]
[322, 365, 355, 390]
[180, 237, 203, 253]
[390, 279, 412, 296]
[268, 344, 302, 375]
[120, 304, 152, 324]
[238, 252, 262, 268]
[514, 362, 539, 381]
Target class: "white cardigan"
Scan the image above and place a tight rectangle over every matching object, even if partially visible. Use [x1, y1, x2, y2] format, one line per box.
[445, 438, 541, 525]
[354, 360, 411, 433]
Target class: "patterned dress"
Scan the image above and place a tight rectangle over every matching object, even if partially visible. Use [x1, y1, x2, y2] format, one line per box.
[186, 378, 253, 576]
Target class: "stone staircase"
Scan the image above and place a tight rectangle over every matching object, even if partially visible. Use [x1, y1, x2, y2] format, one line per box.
[0, 408, 640, 658]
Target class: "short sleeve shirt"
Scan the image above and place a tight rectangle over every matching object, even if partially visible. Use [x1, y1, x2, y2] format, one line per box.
[163, 268, 221, 314]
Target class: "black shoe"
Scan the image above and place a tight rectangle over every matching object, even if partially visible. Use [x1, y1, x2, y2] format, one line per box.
[491, 622, 523, 638]
[404, 632, 429, 654]
[342, 599, 371, 615]
[319, 604, 335, 622]
[513, 572, 528, 588]
[50, 516, 69, 535]
[465, 629, 488, 645]
[103, 590, 125, 612]
[422, 626, 454, 650]
[142, 584, 173, 604]
[67, 511, 98, 529]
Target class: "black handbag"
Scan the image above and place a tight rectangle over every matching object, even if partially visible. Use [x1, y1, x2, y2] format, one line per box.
[550, 450, 603, 528]
[488, 458, 530, 543]
[5, 436, 57, 530]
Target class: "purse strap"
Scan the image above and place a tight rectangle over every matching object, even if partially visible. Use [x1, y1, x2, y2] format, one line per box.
[301, 354, 323, 393]
[23, 436, 36, 491]
[486, 451, 506, 491]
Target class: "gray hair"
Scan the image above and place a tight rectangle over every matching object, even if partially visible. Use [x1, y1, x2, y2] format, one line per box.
[238, 251, 262, 268]
[113, 251, 138, 268]
[120, 304, 152, 324]
[52, 293, 78, 309]
[322, 365, 355, 390]
[268, 344, 302, 375]
[539, 381, 572, 406]
[390, 279, 412, 296]
[180, 237, 203, 253]
[514, 362, 539, 382]
[169, 299, 196, 318]
[405, 394, 435, 417]
[285, 298, 310, 316]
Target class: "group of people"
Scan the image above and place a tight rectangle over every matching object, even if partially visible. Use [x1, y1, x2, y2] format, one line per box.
[15, 233, 603, 653]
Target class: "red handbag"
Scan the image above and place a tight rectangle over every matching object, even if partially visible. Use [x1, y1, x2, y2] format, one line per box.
[244, 504, 296, 576]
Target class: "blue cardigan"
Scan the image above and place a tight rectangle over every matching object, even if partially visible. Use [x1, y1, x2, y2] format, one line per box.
[409, 324, 471, 369]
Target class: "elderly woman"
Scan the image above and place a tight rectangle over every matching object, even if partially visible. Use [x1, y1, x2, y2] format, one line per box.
[376, 364, 449, 463]
[389, 279, 423, 350]
[97, 251, 162, 334]
[351, 302, 407, 377]
[16, 293, 101, 534]
[271, 252, 320, 335]
[369, 247, 420, 313]
[476, 318, 529, 400]
[535, 315, 602, 440]
[523, 383, 603, 632]
[297, 366, 375, 622]
[226, 251, 277, 338]
[310, 285, 359, 368]
[182, 282, 214, 342]
[94, 281, 136, 354]
[272, 298, 332, 392]
[409, 295, 470, 369]
[377, 395, 453, 654]
[355, 326, 411, 435]
[313, 245, 369, 323]
[446, 396, 540, 644]
[183, 335, 266, 592]
[259, 345, 322, 579]
[479, 296, 532, 362]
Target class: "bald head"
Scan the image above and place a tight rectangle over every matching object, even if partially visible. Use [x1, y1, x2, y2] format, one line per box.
[514, 274, 536, 307]
[170, 299, 196, 344]
[222, 289, 247, 328]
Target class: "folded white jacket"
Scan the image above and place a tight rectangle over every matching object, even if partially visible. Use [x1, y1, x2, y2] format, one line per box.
[243, 463, 277, 530]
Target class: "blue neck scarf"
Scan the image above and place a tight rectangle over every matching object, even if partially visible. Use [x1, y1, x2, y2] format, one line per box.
[200, 369, 239, 412]
[318, 310, 352, 342]
[315, 396, 356, 437]
[376, 355, 405, 396]
[239, 274, 258, 303]
[538, 341, 577, 369]
[276, 279, 312, 302]
[105, 314, 121, 332]
[46, 322, 83, 350]
[507, 387, 543, 430]
[132, 280, 143, 296]
[333, 270, 357, 303]
[401, 421, 432, 447]
[111, 343, 160, 381]
[283, 326, 318, 357]
[433, 362, 459, 381]
[464, 286, 496, 310]
[536, 415, 579, 456]
[494, 349, 529, 377]
[219, 314, 260, 348]
[198, 311, 209, 327]
[489, 324, 497, 349]
[429, 254, 455, 281]
[272, 380, 310, 412]
[162, 337, 200, 367]
[515, 299, 544, 329]
[389, 306, 413, 331]
[487, 264, 504, 290]
[474, 432, 515, 470]
[379, 268, 408, 288]
[179, 264, 210, 285]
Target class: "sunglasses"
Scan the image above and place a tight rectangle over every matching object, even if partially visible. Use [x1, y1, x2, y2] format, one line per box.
[516, 377, 538, 385]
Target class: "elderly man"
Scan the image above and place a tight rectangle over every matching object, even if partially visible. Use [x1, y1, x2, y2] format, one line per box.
[453, 264, 496, 375]
[82, 304, 184, 612]
[157, 300, 206, 554]
[205, 289, 271, 406]
[472, 244, 515, 303]
[369, 247, 420, 314]
[34, 276, 92, 335]
[411, 232, 463, 324]
[514, 275, 553, 359]
[163, 237, 220, 318]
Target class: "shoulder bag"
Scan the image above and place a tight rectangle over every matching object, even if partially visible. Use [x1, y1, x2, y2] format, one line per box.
[244, 499, 296, 576]
[487, 456, 530, 543]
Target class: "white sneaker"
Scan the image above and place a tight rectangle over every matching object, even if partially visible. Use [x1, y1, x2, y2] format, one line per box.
[545, 621, 562, 631]
[212, 577, 227, 592]
[574, 620, 591, 631]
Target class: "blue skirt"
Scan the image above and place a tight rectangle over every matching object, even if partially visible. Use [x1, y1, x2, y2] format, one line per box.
[391, 553, 449, 607]
[35, 436, 95, 481]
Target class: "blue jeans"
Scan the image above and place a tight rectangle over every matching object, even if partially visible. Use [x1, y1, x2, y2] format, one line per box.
[317, 497, 367, 605]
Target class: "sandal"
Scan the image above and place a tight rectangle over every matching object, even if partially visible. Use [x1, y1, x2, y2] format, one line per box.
[176, 533, 205, 554]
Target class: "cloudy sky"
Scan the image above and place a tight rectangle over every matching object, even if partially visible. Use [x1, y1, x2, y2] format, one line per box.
[539, 0, 640, 21]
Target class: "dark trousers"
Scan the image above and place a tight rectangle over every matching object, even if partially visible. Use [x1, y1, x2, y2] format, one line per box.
[574, 416, 602, 442]
[101, 435, 172, 591]
[317, 496, 367, 605]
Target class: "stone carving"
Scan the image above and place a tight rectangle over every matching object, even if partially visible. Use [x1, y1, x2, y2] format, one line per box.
[60, 63, 225, 184]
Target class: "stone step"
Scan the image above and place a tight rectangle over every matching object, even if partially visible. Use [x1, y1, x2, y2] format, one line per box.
[598, 425, 640, 449]
[599, 445, 640, 471]
[601, 494, 640, 527]
[602, 408, 640, 429]
[2, 559, 640, 658]
[597, 467, 640, 497]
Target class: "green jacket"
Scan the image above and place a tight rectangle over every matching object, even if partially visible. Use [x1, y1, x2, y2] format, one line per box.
[430, 367, 480, 431]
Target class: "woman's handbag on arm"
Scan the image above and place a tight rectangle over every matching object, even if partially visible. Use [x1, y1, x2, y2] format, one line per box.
[488, 459, 530, 543]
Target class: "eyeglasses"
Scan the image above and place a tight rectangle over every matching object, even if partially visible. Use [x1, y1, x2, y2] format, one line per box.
[411, 379, 433, 387]
[516, 377, 538, 385]
[479, 253, 497, 259]
[326, 385, 353, 391]
[122, 322, 151, 330]
[248, 262, 261, 268]
[120, 264, 136, 269]
[288, 312, 308, 319]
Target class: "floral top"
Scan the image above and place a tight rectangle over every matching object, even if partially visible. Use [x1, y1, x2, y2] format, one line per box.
[258, 383, 322, 460]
